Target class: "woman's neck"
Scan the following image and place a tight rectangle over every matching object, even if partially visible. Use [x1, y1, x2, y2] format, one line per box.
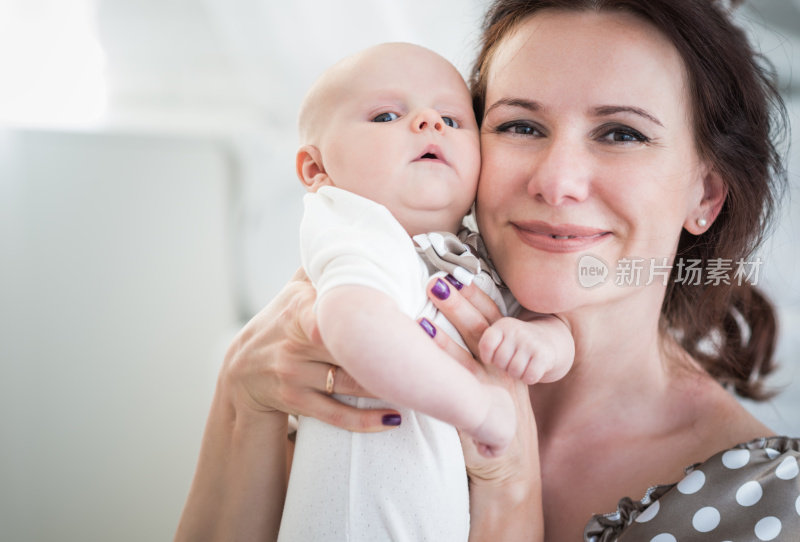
[533, 291, 688, 439]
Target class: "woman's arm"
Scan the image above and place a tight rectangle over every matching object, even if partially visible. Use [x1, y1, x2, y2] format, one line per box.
[174, 271, 399, 541]
[174, 387, 289, 541]
[466, 379, 544, 542]
[424, 277, 546, 541]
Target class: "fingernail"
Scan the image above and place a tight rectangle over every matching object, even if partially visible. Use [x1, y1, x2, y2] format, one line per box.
[382, 414, 402, 426]
[444, 274, 463, 290]
[431, 278, 450, 300]
[419, 318, 436, 338]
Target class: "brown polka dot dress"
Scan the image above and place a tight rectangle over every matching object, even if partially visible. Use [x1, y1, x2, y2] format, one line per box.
[584, 436, 800, 541]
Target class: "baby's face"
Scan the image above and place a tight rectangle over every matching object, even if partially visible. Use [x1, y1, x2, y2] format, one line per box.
[316, 44, 480, 235]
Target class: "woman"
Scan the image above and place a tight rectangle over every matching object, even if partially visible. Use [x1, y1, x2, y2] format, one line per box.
[176, 0, 797, 540]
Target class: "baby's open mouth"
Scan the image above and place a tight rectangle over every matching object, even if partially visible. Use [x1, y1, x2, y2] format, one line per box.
[415, 144, 448, 164]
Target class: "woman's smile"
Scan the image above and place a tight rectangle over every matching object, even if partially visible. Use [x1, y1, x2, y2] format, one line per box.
[511, 221, 611, 253]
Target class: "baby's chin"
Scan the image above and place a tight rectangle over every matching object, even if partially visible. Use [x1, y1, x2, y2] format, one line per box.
[396, 210, 462, 237]
[395, 201, 472, 234]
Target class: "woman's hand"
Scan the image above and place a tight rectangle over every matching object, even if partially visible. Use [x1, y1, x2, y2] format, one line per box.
[220, 268, 400, 432]
[425, 276, 539, 484]
[176, 270, 402, 541]
[425, 275, 544, 541]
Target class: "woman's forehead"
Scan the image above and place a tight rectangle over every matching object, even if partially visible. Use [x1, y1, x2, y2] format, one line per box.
[484, 10, 687, 112]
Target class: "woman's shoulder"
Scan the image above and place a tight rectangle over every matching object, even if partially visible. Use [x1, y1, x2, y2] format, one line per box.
[584, 436, 800, 541]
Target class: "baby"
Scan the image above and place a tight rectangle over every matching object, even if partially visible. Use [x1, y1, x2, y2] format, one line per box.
[279, 43, 574, 541]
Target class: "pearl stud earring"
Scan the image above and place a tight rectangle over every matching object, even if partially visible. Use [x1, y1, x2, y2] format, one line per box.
[697, 217, 708, 227]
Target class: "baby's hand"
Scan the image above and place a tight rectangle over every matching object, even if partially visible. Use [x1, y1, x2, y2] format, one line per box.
[469, 385, 516, 458]
[479, 316, 574, 385]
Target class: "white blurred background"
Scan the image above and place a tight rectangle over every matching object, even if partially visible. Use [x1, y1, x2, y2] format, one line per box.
[0, 1, 797, 540]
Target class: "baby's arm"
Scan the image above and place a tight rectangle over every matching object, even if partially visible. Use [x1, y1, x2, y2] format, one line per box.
[479, 310, 574, 385]
[316, 284, 515, 457]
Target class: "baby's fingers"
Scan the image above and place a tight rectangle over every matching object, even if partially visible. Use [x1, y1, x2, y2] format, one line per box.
[505, 350, 540, 383]
[478, 328, 499, 369]
[520, 361, 547, 385]
[479, 326, 516, 372]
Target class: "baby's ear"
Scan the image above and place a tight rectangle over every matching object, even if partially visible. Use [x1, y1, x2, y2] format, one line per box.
[296, 145, 331, 192]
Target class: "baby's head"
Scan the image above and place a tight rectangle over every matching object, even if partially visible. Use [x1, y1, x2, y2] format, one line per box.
[296, 42, 480, 236]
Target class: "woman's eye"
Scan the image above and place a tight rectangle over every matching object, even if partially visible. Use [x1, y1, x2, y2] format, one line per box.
[442, 116, 459, 128]
[495, 121, 543, 136]
[372, 112, 399, 123]
[599, 126, 650, 144]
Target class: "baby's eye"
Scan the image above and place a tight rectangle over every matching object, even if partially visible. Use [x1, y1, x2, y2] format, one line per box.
[372, 112, 399, 123]
[442, 116, 459, 128]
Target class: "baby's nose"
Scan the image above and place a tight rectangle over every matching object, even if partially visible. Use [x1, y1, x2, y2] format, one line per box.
[413, 109, 444, 133]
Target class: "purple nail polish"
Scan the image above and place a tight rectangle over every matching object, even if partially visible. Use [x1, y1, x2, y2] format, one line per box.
[431, 278, 450, 300]
[444, 274, 463, 290]
[419, 318, 436, 338]
[382, 414, 402, 426]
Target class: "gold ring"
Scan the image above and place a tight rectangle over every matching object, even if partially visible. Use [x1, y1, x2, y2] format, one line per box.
[325, 365, 336, 395]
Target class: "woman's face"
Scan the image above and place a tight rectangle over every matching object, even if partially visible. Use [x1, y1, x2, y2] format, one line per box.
[476, 9, 719, 315]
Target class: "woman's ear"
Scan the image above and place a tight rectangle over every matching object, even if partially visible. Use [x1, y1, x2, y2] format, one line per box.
[296, 145, 332, 192]
[684, 165, 727, 235]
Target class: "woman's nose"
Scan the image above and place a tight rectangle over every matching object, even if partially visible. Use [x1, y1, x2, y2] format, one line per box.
[411, 109, 444, 133]
[527, 138, 591, 205]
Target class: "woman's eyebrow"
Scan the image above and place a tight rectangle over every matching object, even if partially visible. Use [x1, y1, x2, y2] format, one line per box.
[484, 97, 542, 115]
[593, 105, 664, 127]
[484, 99, 664, 128]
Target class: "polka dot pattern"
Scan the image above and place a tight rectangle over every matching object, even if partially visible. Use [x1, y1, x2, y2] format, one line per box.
[722, 448, 750, 469]
[736, 480, 763, 506]
[692, 506, 720, 532]
[676, 470, 705, 494]
[635, 500, 660, 523]
[583, 437, 800, 541]
[765, 448, 780, 460]
[754, 516, 782, 540]
[775, 456, 799, 480]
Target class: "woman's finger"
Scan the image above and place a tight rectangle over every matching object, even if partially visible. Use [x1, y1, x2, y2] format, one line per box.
[290, 391, 402, 433]
[453, 276, 505, 324]
[418, 318, 484, 376]
[229, 267, 401, 433]
[298, 361, 373, 397]
[426, 275, 499, 356]
[279, 284, 335, 363]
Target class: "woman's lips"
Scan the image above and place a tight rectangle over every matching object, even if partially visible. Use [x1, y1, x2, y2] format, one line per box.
[512, 221, 611, 253]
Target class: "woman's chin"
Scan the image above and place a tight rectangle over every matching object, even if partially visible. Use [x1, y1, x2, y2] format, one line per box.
[511, 286, 577, 315]
[506, 273, 598, 315]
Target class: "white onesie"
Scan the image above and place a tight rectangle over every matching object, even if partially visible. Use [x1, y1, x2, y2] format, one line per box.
[278, 186, 512, 542]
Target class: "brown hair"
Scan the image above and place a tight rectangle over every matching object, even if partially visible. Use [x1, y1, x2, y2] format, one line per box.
[471, 0, 789, 399]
